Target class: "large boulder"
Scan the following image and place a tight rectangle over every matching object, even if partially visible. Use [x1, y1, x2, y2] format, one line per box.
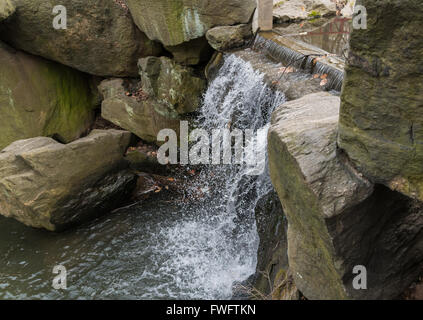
[0, 0, 15, 21]
[338, 0, 423, 202]
[126, 0, 256, 47]
[0, 42, 95, 151]
[0, 0, 162, 77]
[268, 92, 423, 299]
[99, 78, 181, 143]
[0, 130, 137, 231]
[138, 56, 206, 114]
[206, 24, 252, 52]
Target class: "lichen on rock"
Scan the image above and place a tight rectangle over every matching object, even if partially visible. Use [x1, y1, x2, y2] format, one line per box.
[0, 42, 96, 151]
[338, 0, 423, 202]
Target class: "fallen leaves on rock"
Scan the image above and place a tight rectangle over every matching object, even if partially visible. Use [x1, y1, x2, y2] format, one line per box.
[320, 78, 328, 86]
[279, 66, 295, 73]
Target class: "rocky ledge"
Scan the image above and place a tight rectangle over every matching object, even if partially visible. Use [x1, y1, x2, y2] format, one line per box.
[267, 92, 423, 299]
[0, 130, 136, 231]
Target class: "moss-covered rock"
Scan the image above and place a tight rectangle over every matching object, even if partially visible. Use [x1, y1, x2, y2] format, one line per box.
[338, 0, 423, 201]
[0, 130, 136, 231]
[268, 92, 423, 299]
[0, 42, 95, 150]
[0, 0, 15, 21]
[0, 0, 162, 76]
[126, 0, 256, 47]
[139, 56, 206, 114]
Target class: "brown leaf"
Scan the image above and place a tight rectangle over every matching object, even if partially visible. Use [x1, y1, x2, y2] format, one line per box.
[320, 78, 328, 86]
[320, 74, 328, 80]
[313, 74, 320, 79]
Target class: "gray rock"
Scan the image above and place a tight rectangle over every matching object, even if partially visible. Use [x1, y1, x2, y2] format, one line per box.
[206, 24, 252, 52]
[254, 191, 301, 300]
[139, 56, 206, 114]
[268, 92, 423, 299]
[99, 78, 181, 144]
[0, 130, 136, 231]
[126, 0, 256, 47]
[272, 0, 336, 23]
[338, 0, 423, 202]
[0, 0, 162, 77]
[0, 0, 15, 21]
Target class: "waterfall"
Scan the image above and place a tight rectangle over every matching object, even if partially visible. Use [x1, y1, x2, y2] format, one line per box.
[148, 54, 286, 299]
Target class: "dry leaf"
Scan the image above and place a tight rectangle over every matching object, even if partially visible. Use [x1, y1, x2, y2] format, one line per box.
[320, 74, 328, 80]
[320, 78, 328, 86]
[301, 6, 305, 11]
[313, 74, 320, 79]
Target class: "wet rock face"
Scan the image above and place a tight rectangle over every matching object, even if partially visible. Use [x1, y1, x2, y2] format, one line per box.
[0, 0, 162, 77]
[0, 130, 136, 231]
[0, 0, 15, 21]
[254, 191, 301, 300]
[268, 92, 423, 299]
[338, 0, 423, 201]
[126, 0, 256, 47]
[0, 42, 95, 151]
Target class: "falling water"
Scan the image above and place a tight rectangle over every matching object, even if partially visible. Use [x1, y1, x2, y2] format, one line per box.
[151, 54, 286, 298]
[0, 53, 285, 300]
